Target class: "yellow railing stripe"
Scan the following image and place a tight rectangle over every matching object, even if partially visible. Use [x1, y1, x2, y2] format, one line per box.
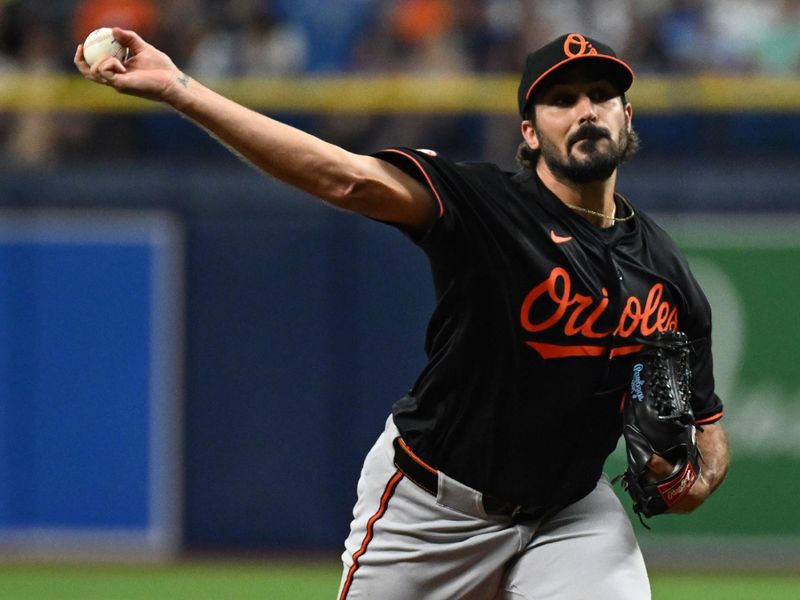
[1, 74, 799, 113]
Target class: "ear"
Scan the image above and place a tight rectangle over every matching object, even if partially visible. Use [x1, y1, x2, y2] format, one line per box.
[624, 102, 633, 133]
[521, 119, 540, 151]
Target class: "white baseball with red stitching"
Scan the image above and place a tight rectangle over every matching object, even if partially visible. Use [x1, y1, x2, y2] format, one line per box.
[82, 27, 127, 67]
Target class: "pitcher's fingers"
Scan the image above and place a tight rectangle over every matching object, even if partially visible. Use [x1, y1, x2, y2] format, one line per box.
[92, 56, 127, 78]
[111, 28, 148, 54]
[74, 44, 91, 74]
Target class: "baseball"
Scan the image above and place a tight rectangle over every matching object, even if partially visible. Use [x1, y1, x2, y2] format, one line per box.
[82, 27, 127, 67]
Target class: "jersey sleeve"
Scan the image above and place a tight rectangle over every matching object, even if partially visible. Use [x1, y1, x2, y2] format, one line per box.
[371, 147, 501, 253]
[688, 332, 724, 425]
[678, 260, 724, 425]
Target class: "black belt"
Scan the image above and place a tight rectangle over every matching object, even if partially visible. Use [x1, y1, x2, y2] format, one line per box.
[392, 437, 551, 521]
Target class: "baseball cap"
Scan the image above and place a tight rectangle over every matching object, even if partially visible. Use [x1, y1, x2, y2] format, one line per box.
[518, 33, 634, 117]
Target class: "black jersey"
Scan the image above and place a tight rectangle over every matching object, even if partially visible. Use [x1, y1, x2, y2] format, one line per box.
[374, 148, 724, 508]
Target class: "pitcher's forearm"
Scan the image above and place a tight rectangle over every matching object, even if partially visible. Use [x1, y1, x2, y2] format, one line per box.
[165, 73, 358, 203]
[697, 422, 730, 495]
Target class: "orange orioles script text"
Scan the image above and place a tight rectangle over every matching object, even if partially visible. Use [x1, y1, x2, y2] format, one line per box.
[520, 267, 679, 359]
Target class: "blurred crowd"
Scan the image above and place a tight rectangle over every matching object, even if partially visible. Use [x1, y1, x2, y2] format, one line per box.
[1, 0, 800, 167]
[3, 0, 800, 76]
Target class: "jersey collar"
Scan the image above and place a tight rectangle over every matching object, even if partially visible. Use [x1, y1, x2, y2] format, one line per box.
[513, 168, 638, 246]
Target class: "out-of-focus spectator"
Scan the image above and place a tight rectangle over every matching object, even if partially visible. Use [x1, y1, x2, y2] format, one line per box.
[4, 22, 61, 165]
[72, 0, 157, 45]
[388, 0, 467, 73]
[279, 0, 378, 72]
[532, 0, 637, 53]
[0, 0, 21, 72]
[146, 0, 207, 68]
[2, 1, 86, 166]
[705, 0, 782, 70]
[188, 0, 307, 77]
[350, 0, 469, 73]
[454, 0, 527, 72]
[618, 3, 670, 73]
[753, 0, 800, 72]
[391, 0, 454, 43]
[652, 0, 711, 72]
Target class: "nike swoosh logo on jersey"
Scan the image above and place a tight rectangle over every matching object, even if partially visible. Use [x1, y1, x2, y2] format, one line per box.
[550, 230, 573, 244]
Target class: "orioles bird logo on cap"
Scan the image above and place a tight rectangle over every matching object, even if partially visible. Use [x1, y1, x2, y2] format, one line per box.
[563, 33, 598, 58]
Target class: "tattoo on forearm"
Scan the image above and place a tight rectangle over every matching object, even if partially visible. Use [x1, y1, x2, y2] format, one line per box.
[177, 74, 189, 88]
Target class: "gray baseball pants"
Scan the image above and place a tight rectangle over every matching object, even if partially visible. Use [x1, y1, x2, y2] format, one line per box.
[338, 415, 650, 599]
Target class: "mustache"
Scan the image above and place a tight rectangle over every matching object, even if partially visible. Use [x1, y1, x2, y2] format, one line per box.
[568, 124, 612, 150]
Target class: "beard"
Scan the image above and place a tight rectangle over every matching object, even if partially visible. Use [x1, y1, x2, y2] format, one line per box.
[536, 122, 635, 184]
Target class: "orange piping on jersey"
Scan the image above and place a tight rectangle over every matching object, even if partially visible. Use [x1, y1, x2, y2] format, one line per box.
[381, 149, 445, 218]
[526, 341, 643, 360]
[397, 437, 438, 474]
[339, 470, 404, 600]
[526, 341, 606, 358]
[695, 411, 724, 425]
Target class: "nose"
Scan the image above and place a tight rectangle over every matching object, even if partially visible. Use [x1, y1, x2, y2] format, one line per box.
[576, 93, 598, 123]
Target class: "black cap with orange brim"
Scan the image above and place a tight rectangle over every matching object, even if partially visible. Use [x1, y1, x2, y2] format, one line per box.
[518, 33, 634, 117]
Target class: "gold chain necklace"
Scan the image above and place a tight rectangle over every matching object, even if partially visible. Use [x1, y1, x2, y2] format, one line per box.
[563, 194, 636, 223]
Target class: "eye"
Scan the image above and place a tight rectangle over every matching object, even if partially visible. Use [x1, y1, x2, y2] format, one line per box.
[589, 88, 615, 103]
[551, 93, 576, 107]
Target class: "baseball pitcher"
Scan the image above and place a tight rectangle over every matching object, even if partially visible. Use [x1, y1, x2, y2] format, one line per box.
[76, 29, 730, 600]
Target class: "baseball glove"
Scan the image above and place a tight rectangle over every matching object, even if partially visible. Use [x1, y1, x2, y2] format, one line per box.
[620, 330, 702, 522]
